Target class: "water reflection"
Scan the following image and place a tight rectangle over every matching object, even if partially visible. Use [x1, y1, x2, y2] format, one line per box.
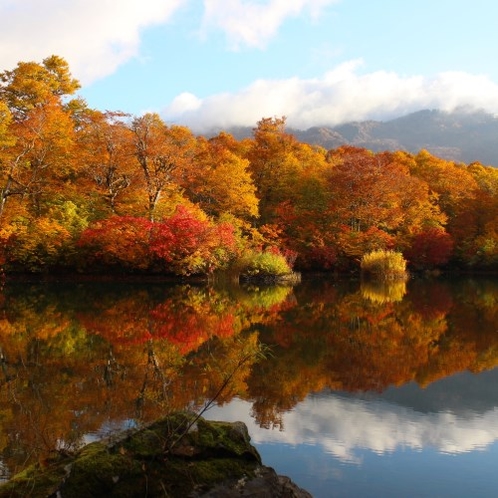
[361, 279, 407, 303]
[206, 381, 498, 498]
[0, 276, 497, 494]
[207, 389, 498, 461]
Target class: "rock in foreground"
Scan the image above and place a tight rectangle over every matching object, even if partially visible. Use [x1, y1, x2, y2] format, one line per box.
[0, 413, 311, 497]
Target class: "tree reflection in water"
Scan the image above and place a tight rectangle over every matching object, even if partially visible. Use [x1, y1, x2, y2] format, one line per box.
[0, 276, 497, 480]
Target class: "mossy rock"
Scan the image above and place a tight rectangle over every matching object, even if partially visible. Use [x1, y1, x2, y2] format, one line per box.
[0, 413, 266, 498]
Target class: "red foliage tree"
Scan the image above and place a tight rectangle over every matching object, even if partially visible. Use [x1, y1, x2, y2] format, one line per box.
[77, 215, 153, 270]
[405, 228, 454, 269]
[150, 206, 237, 275]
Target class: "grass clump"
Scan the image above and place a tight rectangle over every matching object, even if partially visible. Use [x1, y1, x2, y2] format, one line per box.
[236, 249, 292, 279]
[361, 249, 408, 281]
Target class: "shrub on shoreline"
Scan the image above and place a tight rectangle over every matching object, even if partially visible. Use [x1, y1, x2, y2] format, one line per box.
[361, 249, 408, 281]
[236, 249, 292, 279]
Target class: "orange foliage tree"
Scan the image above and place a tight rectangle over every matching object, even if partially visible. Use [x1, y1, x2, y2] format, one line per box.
[185, 135, 259, 221]
[74, 110, 138, 217]
[131, 113, 196, 220]
[76, 215, 154, 271]
[246, 117, 328, 225]
[300, 147, 447, 267]
[0, 55, 497, 273]
[410, 150, 480, 263]
[0, 56, 80, 220]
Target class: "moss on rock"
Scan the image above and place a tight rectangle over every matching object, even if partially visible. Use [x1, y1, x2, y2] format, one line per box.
[0, 413, 312, 498]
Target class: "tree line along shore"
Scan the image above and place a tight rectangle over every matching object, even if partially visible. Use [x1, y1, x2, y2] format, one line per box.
[1, 56, 497, 277]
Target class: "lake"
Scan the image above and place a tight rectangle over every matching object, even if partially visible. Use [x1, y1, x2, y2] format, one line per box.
[0, 275, 497, 496]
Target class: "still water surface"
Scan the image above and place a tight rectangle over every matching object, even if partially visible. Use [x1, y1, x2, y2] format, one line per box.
[0, 275, 497, 496]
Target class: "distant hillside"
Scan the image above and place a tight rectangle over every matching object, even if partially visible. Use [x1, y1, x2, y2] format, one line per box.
[226, 109, 498, 167]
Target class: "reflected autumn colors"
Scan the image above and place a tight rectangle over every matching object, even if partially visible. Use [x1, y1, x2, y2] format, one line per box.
[361, 279, 407, 303]
[0, 276, 497, 481]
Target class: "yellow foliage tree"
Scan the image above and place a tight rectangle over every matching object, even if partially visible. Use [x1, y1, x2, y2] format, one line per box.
[186, 136, 259, 220]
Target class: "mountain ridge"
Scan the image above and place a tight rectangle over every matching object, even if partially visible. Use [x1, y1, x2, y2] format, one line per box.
[223, 109, 498, 166]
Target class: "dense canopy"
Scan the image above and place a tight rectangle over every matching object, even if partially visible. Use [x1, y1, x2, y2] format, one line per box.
[1, 56, 497, 275]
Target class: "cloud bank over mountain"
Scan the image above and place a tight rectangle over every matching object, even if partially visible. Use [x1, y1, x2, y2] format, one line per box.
[2, 0, 498, 134]
[163, 61, 498, 132]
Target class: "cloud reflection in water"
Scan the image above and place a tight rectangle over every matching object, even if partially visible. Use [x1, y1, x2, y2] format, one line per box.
[207, 392, 498, 464]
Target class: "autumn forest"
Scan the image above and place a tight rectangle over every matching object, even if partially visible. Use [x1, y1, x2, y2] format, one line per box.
[1, 56, 497, 275]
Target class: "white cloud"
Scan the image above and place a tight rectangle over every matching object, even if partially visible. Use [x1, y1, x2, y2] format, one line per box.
[0, 0, 186, 84]
[0, 0, 336, 88]
[162, 60, 498, 132]
[168, 92, 202, 114]
[200, 0, 338, 49]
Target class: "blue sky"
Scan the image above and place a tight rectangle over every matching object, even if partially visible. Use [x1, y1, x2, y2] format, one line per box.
[2, 0, 498, 132]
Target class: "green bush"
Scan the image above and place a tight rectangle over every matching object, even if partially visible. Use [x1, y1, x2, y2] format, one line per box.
[361, 249, 408, 280]
[236, 249, 292, 277]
